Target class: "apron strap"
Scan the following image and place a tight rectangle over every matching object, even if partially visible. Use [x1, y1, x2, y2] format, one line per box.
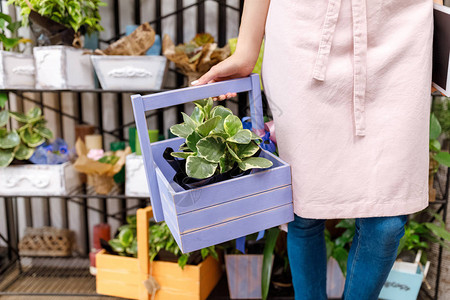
[312, 0, 368, 137]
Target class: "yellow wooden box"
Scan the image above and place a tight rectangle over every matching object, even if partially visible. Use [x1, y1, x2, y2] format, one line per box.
[96, 207, 222, 300]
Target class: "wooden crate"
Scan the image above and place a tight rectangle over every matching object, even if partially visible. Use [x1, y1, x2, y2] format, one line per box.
[96, 206, 222, 300]
[18, 227, 75, 257]
[131, 74, 294, 253]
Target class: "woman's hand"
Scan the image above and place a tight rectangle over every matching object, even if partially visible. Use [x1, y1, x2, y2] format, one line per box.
[191, 0, 270, 101]
[191, 54, 255, 100]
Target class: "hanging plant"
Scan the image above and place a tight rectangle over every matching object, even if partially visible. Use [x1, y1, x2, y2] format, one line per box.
[0, 105, 53, 167]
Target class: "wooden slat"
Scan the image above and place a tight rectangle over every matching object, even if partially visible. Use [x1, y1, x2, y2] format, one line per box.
[179, 203, 293, 253]
[178, 185, 292, 234]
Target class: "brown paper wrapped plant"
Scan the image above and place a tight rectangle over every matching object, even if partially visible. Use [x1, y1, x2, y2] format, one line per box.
[73, 138, 131, 195]
[162, 33, 230, 85]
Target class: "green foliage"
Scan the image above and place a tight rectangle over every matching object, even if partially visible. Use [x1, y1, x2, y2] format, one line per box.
[324, 219, 355, 277]
[0, 106, 53, 167]
[169, 98, 271, 179]
[0, 11, 30, 51]
[432, 97, 450, 138]
[261, 227, 279, 300]
[110, 215, 218, 269]
[397, 212, 450, 265]
[429, 112, 450, 173]
[8, 0, 106, 34]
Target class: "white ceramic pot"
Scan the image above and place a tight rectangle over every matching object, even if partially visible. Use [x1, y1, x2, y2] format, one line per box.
[91, 55, 167, 90]
[0, 162, 81, 196]
[34, 46, 94, 89]
[0, 51, 35, 89]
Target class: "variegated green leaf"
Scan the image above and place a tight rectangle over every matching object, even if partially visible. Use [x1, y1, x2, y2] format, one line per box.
[227, 129, 252, 144]
[26, 107, 42, 121]
[14, 143, 34, 160]
[197, 135, 226, 163]
[186, 156, 217, 179]
[211, 105, 232, 131]
[170, 152, 194, 159]
[33, 126, 53, 139]
[182, 112, 198, 130]
[170, 123, 193, 138]
[20, 130, 45, 147]
[9, 111, 28, 123]
[0, 148, 14, 167]
[224, 115, 242, 137]
[219, 154, 234, 173]
[0, 130, 20, 149]
[226, 143, 241, 162]
[238, 157, 273, 171]
[190, 106, 205, 123]
[251, 131, 263, 142]
[236, 142, 260, 158]
[196, 116, 221, 137]
[0, 110, 9, 127]
[186, 130, 202, 152]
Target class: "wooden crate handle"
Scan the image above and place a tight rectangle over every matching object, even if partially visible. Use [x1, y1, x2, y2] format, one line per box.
[137, 206, 153, 300]
[131, 74, 263, 222]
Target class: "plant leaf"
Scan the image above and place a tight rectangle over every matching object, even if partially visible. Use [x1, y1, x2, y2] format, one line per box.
[430, 113, 441, 140]
[226, 143, 241, 162]
[430, 139, 441, 152]
[109, 238, 125, 253]
[197, 135, 226, 163]
[20, 130, 45, 147]
[14, 143, 34, 160]
[433, 151, 450, 168]
[0, 130, 20, 149]
[236, 142, 260, 158]
[238, 157, 273, 171]
[33, 126, 53, 139]
[0, 148, 14, 167]
[186, 155, 217, 179]
[0, 92, 7, 109]
[262, 227, 279, 300]
[119, 228, 134, 247]
[170, 152, 194, 159]
[0, 110, 9, 127]
[190, 106, 205, 123]
[186, 130, 202, 152]
[224, 115, 243, 137]
[9, 111, 28, 123]
[332, 247, 349, 277]
[424, 223, 450, 242]
[26, 107, 42, 120]
[219, 154, 234, 173]
[170, 123, 193, 139]
[211, 105, 232, 131]
[182, 112, 197, 130]
[196, 116, 221, 137]
[227, 129, 252, 144]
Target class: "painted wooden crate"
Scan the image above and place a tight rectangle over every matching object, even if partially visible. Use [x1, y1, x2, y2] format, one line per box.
[96, 206, 222, 300]
[131, 74, 294, 253]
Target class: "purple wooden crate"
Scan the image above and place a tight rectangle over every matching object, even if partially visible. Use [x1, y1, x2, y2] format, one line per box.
[131, 74, 294, 253]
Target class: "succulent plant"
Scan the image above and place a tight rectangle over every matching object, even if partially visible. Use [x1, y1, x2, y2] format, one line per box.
[169, 98, 273, 179]
[0, 106, 53, 167]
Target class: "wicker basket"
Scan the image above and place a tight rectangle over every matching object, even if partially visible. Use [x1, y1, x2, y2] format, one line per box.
[18, 227, 75, 257]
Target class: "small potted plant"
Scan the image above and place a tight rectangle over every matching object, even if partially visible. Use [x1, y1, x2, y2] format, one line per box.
[0, 11, 34, 88]
[0, 103, 80, 195]
[8, 0, 106, 89]
[96, 206, 222, 300]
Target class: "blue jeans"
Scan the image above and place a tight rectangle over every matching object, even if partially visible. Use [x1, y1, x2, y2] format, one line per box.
[287, 214, 408, 300]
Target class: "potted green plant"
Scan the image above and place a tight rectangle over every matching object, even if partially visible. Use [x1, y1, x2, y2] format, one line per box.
[0, 11, 34, 88]
[96, 207, 222, 300]
[166, 97, 272, 188]
[8, 0, 107, 89]
[0, 102, 80, 195]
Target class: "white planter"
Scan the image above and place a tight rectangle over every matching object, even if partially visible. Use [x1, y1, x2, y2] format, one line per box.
[0, 162, 81, 196]
[326, 257, 345, 298]
[91, 55, 167, 90]
[34, 46, 94, 90]
[125, 153, 149, 197]
[0, 51, 35, 89]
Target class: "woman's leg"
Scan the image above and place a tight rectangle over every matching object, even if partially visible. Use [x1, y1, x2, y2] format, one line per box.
[287, 214, 327, 300]
[342, 215, 408, 300]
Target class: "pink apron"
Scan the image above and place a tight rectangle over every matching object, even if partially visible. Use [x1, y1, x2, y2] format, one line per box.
[262, 0, 433, 219]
